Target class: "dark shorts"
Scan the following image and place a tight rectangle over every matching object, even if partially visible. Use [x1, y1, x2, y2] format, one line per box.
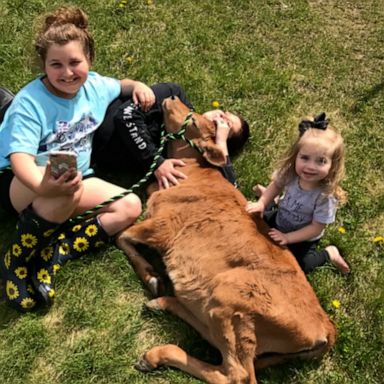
[0, 169, 97, 217]
[0, 168, 17, 216]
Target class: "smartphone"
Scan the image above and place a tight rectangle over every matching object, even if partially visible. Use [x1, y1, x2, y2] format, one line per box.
[49, 150, 78, 179]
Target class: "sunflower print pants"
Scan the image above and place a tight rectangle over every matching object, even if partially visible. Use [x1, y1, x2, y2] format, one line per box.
[33, 215, 111, 304]
[0, 205, 59, 312]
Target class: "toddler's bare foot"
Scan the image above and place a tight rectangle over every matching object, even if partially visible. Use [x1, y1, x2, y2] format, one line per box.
[252, 184, 266, 197]
[326, 245, 350, 275]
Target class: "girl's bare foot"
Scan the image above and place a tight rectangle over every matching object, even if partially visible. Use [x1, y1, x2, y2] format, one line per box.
[325, 245, 350, 275]
[252, 184, 266, 197]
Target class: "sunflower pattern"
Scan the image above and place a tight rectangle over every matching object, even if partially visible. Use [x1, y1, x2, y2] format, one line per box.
[73, 237, 89, 252]
[40, 246, 54, 262]
[2, 212, 110, 312]
[37, 268, 51, 284]
[85, 224, 98, 237]
[1, 205, 59, 312]
[6, 281, 19, 300]
[15, 266, 28, 279]
[58, 242, 70, 255]
[20, 297, 37, 310]
[21, 233, 38, 248]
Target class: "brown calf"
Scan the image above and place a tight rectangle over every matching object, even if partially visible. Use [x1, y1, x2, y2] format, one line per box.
[116, 96, 336, 384]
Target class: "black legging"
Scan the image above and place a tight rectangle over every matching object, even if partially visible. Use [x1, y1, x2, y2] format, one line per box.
[263, 205, 329, 274]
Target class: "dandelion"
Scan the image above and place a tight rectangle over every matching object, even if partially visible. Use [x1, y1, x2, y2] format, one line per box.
[332, 299, 341, 309]
[338, 227, 346, 234]
[126, 56, 134, 64]
[373, 236, 384, 243]
[212, 100, 220, 108]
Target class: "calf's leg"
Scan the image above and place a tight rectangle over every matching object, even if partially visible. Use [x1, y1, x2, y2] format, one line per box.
[116, 223, 163, 296]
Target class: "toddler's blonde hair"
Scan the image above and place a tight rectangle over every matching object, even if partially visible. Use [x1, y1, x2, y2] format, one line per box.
[274, 125, 347, 204]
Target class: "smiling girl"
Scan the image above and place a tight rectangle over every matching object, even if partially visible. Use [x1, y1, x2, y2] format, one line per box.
[0, 6, 155, 311]
[246, 113, 350, 275]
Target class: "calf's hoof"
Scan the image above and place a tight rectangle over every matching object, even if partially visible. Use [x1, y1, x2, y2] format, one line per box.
[145, 298, 162, 311]
[148, 276, 162, 297]
[135, 356, 156, 372]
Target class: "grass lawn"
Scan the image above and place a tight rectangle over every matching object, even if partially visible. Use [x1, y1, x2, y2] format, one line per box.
[0, 0, 383, 383]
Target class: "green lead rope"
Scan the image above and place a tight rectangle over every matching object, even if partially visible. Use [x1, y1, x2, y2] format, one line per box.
[71, 112, 198, 222]
[0, 112, 199, 223]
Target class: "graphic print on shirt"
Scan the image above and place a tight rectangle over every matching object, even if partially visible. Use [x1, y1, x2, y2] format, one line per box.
[44, 113, 98, 153]
[277, 193, 306, 232]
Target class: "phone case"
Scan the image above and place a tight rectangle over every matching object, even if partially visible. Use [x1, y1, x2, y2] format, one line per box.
[49, 151, 77, 179]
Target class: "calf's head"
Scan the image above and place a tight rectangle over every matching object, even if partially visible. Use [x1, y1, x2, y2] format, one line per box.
[162, 96, 227, 166]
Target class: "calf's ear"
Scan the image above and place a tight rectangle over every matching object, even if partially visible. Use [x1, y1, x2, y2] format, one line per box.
[200, 141, 227, 166]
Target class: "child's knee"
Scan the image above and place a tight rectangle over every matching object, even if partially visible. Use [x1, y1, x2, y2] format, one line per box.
[121, 193, 142, 221]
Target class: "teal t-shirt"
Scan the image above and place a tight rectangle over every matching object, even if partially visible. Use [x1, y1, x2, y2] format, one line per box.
[0, 71, 120, 175]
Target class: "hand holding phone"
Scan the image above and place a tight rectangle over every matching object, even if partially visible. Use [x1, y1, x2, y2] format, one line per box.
[49, 150, 78, 179]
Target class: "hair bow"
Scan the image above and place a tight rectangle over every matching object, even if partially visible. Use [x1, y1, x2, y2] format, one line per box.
[298, 112, 329, 136]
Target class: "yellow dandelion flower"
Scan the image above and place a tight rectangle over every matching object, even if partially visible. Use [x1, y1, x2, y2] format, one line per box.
[57, 232, 66, 240]
[37, 269, 51, 284]
[338, 227, 346, 234]
[15, 267, 28, 280]
[73, 237, 89, 252]
[332, 299, 341, 309]
[4, 251, 11, 269]
[20, 297, 36, 310]
[21, 233, 38, 248]
[373, 236, 384, 243]
[85, 224, 98, 237]
[95, 241, 105, 248]
[59, 242, 70, 255]
[126, 56, 134, 64]
[53, 264, 61, 275]
[6, 281, 19, 300]
[43, 228, 56, 238]
[72, 225, 82, 232]
[48, 289, 56, 298]
[25, 249, 36, 263]
[40, 246, 54, 262]
[212, 100, 220, 108]
[12, 244, 22, 257]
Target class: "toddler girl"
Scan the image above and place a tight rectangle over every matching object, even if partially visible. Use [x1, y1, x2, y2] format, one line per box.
[246, 113, 350, 274]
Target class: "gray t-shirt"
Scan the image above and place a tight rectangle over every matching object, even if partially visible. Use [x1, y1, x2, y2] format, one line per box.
[275, 176, 337, 241]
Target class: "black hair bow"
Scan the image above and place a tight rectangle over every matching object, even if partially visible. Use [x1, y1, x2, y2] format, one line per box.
[298, 112, 328, 136]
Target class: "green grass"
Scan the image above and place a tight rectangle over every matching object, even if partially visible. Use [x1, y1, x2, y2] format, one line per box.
[1, 0, 383, 383]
